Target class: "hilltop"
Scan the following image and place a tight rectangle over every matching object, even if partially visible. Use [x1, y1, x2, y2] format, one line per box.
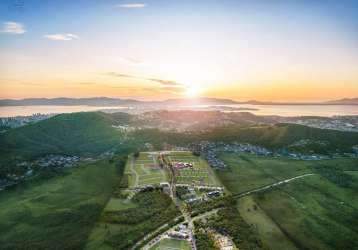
[0, 112, 133, 172]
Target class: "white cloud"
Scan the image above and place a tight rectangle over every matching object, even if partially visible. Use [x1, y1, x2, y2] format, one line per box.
[116, 3, 147, 8]
[0, 21, 26, 34]
[66, 33, 80, 39]
[43, 33, 80, 41]
[118, 57, 149, 67]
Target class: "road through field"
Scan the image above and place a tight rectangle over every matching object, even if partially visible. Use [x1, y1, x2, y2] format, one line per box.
[233, 173, 315, 198]
[130, 156, 139, 187]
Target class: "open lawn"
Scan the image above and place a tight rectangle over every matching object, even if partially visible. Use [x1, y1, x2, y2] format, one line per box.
[0, 160, 119, 250]
[237, 196, 298, 250]
[255, 175, 358, 250]
[217, 152, 358, 250]
[167, 151, 221, 187]
[125, 152, 168, 187]
[125, 151, 222, 187]
[217, 152, 358, 193]
[149, 238, 191, 250]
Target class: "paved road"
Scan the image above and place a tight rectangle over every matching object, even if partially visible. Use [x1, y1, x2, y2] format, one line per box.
[130, 214, 184, 250]
[192, 208, 220, 222]
[138, 208, 220, 250]
[233, 173, 315, 198]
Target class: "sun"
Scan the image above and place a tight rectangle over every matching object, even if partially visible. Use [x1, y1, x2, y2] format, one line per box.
[185, 86, 201, 98]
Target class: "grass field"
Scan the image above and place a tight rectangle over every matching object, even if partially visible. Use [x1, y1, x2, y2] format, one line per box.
[125, 152, 168, 187]
[237, 196, 298, 250]
[86, 197, 137, 250]
[125, 151, 222, 188]
[166, 151, 221, 186]
[149, 238, 191, 250]
[0, 160, 119, 250]
[254, 175, 358, 250]
[217, 152, 358, 250]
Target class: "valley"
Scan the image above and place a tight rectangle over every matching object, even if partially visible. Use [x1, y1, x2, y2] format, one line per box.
[0, 111, 357, 250]
[2, 1, 358, 249]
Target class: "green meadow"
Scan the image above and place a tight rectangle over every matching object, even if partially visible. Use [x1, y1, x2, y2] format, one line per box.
[125, 152, 168, 187]
[217, 153, 358, 250]
[0, 160, 119, 250]
[167, 151, 222, 186]
[149, 238, 191, 250]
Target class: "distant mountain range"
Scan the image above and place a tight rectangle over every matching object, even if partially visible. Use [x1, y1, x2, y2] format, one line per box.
[0, 97, 240, 106]
[323, 98, 358, 105]
[0, 97, 141, 106]
[0, 97, 357, 106]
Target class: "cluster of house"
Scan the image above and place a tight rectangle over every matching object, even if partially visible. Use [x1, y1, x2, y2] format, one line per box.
[0, 174, 30, 191]
[0, 155, 81, 191]
[174, 162, 194, 169]
[188, 141, 226, 169]
[167, 224, 190, 240]
[289, 118, 358, 132]
[111, 124, 135, 133]
[189, 140, 358, 167]
[0, 113, 55, 131]
[212, 232, 236, 250]
[176, 184, 224, 205]
[34, 155, 80, 168]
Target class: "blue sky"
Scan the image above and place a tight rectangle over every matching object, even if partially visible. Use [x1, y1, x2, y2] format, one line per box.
[0, 0, 357, 101]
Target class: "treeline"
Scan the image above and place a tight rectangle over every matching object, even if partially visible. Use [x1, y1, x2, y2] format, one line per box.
[189, 196, 233, 216]
[109, 154, 127, 175]
[195, 230, 218, 250]
[194, 196, 262, 250]
[312, 165, 356, 188]
[102, 190, 180, 249]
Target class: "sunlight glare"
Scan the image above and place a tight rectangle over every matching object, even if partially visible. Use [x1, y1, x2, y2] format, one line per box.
[185, 86, 201, 98]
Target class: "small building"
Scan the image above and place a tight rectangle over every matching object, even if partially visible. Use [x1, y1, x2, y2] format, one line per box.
[207, 190, 222, 198]
[174, 162, 193, 169]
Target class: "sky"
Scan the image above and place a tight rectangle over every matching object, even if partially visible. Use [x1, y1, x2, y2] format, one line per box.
[0, 0, 357, 101]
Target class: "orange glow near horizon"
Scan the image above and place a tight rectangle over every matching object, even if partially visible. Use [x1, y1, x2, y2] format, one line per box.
[1, 1, 358, 102]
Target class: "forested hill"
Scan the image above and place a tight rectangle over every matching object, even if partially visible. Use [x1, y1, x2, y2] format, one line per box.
[132, 123, 358, 154]
[0, 112, 132, 164]
[201, 123, 358, 152]
[1, 111, 357, 177]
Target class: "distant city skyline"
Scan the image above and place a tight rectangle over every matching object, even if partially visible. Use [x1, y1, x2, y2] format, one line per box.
[0, 0, 357, 101]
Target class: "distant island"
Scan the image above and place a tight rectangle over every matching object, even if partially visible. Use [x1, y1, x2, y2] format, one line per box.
[0, 97, 357, 106]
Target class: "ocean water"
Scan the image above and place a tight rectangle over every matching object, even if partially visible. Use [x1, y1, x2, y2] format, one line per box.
[0, 105, 127, 117]
[0, 104, 357, 117]
[237, 104, 358, 117]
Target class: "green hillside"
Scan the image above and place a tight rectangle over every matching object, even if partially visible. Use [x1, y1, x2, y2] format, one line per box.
[217, 153, 358, 250]
[132, 123, 358, 153]
[199, 123, 358, 153]
[0, 112, 130, 160]
[2, 112, 356, 164]
[1, 112, 357, 178]
[0, 160, 120, 250]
